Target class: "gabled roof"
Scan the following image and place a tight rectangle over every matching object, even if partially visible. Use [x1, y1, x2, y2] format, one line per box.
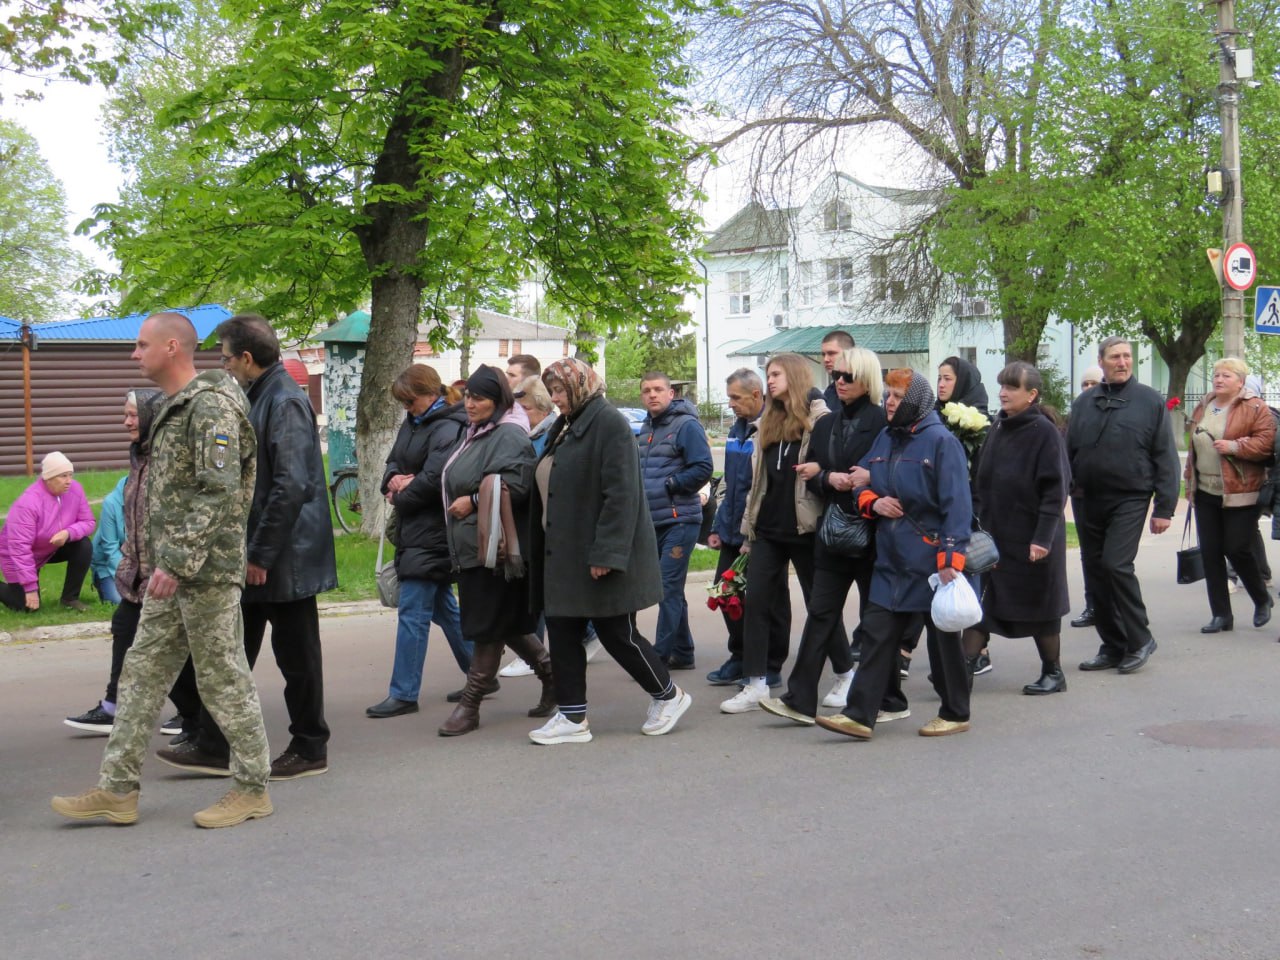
[32, 304, 232, 342]
[830, 172, 937, 207]
[703, 202, 794, 255]
[728, 323, 929, 357]
[448, 308, 569, 341]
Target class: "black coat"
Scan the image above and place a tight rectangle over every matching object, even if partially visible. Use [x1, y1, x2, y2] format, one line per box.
[973, 405, 1070, 623]
[384, 400, 467, 581]
[242, 363, 338, 603]
[528, 396, 662, 618]
[806, 394, 887, 571]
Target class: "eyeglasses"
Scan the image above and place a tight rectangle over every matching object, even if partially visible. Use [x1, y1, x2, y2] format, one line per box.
[833, 371, 855, 384]
[220, 354, 235, 367]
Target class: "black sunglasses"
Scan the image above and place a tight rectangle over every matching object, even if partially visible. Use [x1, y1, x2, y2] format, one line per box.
[833, 370, 855, 384]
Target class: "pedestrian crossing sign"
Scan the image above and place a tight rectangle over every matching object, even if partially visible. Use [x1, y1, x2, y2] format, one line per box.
[1256, 286, 1280, 335]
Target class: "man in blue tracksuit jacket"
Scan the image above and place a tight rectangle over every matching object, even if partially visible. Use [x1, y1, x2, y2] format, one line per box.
[639, 371, 714, 668]
[705, 368, 764, 684]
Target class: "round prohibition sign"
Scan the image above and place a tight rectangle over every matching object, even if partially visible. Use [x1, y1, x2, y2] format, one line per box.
[1224, 242, 1257, 291]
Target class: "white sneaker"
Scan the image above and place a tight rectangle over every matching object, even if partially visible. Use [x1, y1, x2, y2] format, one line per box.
[583, 637, 603, 663]
[529, 712, 592, 745]
[642, 687, 691, 736]
[877, 708, 912, 722]
[822, 673, 854, 708]
[499, 657, 534, 678]
[720, 683, 768, 714]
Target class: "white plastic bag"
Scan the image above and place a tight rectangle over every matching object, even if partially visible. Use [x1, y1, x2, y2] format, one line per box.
[928, 572, 982, 632]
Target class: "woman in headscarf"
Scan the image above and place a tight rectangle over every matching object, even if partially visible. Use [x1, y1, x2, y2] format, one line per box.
[816, 369, 974, 740]
[720, 352, 829, 714]
[936, 355, 989, 414]
[64, 391, 199, 736]
[437, 365, 554, 736]
[526, 358, 689, 744]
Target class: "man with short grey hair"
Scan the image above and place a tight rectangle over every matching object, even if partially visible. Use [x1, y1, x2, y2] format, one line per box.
[1067, 336, 1179, 674]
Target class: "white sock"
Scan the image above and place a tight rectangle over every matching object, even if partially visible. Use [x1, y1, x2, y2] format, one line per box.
[746, 677, 768, 693]
[834, 669, 854, 680]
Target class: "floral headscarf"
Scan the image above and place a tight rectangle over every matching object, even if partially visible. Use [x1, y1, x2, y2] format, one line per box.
[542, 358, 604, 419]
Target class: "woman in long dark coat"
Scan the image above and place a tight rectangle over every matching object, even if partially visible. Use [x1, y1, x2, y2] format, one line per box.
[526, 358, 689, 744]
[966, 362, 1071, 694]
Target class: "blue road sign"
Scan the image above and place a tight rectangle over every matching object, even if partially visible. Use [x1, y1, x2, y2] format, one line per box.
[1256, 286, 1280, 335]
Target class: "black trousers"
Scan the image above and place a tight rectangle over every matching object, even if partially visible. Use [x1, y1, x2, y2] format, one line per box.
[714, 542, 748, 660]
[842, 603, 969, 727]
[1076, 495, 1153, 657]
[1194, 490, 1269, 619]
[106, 598, 201, 722]
[546, 612, 673, 715]
[742, 534, 815, 678]
[1071, 496, 1097, 612]
[1, 538, 93, 610]
[195, 596, 329, 760]
[779, 560, 867, 716]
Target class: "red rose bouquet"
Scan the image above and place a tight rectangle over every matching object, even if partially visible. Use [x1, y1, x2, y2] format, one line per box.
[706, 552, 748, 620]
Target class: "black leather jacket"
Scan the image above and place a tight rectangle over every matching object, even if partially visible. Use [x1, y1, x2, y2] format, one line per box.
[384, 400, 467, 581]
[243, 362, 338, 602]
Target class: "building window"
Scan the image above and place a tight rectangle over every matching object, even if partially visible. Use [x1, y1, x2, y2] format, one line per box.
[727, 270, 751, 315]
[825, 258, 855, 304]
[512, 339, 522, 355]
[798, 261, 814, 306]
[563, 340, 570, 357]
[498, 339, 509, 357]
[869, 255, 904, 303]
[780, 266, 789, 311]
[959, 346, 977, 366]
[823, 200, 852, 232]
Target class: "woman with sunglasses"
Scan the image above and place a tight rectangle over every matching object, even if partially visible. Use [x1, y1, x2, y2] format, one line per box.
[760, 347, 887, 724]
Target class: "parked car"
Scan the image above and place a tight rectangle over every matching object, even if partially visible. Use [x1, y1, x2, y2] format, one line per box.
[617, 407, 647, 437]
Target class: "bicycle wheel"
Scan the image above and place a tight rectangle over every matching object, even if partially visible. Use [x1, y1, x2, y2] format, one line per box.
[332, 473, 362, 534]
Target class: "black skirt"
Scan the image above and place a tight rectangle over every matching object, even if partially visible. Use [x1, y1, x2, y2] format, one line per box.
[456, 566, 537, 639]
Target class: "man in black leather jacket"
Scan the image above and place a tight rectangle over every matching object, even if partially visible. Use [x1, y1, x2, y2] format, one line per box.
[159, 315, 337, 781]
[1067, 336, 1179, 674]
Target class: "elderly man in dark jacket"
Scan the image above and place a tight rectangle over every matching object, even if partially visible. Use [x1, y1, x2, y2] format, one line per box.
[527, 359, 690, 744]
[160, 315, 337, 781]
[1067, 336, 1179, 675]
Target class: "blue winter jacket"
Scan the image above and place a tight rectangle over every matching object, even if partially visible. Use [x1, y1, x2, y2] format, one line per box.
[639, 398, 714, 529]
[712, 414, 758, 546]
[856, 410, 973, 612]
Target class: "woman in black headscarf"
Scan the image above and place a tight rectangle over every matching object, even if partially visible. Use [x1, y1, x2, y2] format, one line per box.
[936, 355, 989, 414]
[816, 369, 975, 741]
[437, 365, 554, 736]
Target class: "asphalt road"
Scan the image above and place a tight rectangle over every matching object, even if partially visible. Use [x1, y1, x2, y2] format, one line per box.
[4, 528, 1280, 960]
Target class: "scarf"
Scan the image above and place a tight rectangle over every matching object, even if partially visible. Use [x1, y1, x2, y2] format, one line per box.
[890, 371, 936, 431]
[542, 358, 604, 419]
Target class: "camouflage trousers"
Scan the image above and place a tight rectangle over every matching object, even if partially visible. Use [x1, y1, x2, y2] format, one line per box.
[99, 583, 270, 794]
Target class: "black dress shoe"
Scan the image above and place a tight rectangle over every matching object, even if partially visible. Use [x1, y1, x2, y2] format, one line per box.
[1254, 599, 1274, 628]
[1078, 652, 1123, 671]
[664, 657, 696, 671]
[1022, 667, 1067, 695]
[1201, 616, 1234, 634]
[1118, 638, 1158, 674]
[1070, 608, 1096, 628]
[365, 697, 419, 718]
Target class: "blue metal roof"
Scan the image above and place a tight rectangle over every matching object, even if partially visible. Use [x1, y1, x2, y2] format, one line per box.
[32, 304, 232, 341]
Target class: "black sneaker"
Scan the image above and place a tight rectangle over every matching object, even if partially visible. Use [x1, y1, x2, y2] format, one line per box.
[155, 741, 232, 776]
[269, 751, 328, 781]
[899, 654, 911, 679]
[968, 651, 993, 676]
[159, 714, 183, 736]
[64, 704, 114, 734]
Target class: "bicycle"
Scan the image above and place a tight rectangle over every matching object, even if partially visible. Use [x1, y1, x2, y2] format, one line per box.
[330, 465, 362, 534]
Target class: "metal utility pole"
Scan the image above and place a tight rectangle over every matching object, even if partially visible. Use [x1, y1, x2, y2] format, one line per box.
[1216, 0, 1246, 359]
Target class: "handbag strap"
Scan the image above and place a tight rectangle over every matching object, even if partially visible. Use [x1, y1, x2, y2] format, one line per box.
[377, 502, 388, 570]
[1181, 503, 1198, 549]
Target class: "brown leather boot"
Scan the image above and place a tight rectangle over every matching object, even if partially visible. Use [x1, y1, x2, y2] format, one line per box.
[438, 642, 503, 737]
[507, 633, 557, 718]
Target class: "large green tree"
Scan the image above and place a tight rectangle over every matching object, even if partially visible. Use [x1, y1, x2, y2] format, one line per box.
[90, 0, 707, 529]
[0, 119, 89, 321]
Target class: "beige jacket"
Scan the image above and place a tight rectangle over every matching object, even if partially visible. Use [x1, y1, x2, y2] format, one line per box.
[741, 396, 830, 540]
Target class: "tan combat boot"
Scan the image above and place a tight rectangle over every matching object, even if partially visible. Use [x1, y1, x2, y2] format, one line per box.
[193, 788, 273, 828]
[51, 787, 139, 824]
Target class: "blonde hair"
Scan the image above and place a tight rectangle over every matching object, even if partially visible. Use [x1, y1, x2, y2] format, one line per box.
[758, 353, 815, 447]
[837, 347, 883, 405]
[516, 375, 555, 414]
[1213, 357, 1248, 381]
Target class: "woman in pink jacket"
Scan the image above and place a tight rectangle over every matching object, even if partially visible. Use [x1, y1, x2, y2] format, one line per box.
[0, 451, 96, 612]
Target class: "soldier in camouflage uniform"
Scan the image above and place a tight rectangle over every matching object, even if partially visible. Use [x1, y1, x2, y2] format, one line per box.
[52, 312, 273, 829]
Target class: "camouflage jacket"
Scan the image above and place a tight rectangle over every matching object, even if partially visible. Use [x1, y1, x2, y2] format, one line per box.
[147, 370, 256, 584]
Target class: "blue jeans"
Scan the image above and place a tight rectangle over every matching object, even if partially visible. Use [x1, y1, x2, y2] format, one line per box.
[654, 523, 699, 663]
[388, 579, 473, 702]
[95, 576, 122, 605]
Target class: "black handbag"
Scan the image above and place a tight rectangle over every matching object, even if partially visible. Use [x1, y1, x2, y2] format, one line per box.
[965, 526, 1000, 575]
[819, 502, 872, 558]
[1176, 508, 1205, 585]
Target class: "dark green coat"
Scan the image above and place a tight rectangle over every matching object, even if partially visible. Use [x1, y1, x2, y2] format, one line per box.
[529, 396, 662, 618]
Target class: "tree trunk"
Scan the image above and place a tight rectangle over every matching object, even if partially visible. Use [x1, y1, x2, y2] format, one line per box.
[1145, 301, 1217, 449]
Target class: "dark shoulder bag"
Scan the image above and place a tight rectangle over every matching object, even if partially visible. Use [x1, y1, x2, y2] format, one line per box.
[1176, 506, 1205, 584]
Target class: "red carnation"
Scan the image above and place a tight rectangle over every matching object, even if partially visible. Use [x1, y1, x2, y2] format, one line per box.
[725, 596, 743, 620]
[707, 597, 720, 611]
[723, 569, 736, 581]
[1166, 397, 1182, 410]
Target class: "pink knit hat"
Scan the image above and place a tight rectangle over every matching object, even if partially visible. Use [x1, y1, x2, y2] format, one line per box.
[41, 451, 74, 480]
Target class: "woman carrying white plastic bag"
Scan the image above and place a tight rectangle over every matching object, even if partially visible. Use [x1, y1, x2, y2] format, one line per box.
[929, 572, 983, 633]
